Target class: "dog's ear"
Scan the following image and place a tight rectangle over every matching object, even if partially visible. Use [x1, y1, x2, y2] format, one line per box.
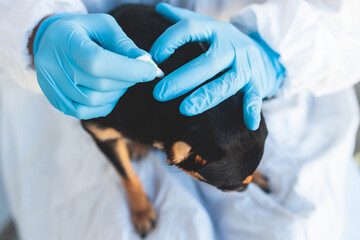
[169, 141, 192, 164]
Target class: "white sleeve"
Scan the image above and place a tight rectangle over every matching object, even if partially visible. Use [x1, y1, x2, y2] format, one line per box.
[230, 0, 360, 97]
[0, 0, 87, 92]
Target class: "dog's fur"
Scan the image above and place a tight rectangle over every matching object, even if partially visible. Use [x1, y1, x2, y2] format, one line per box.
[81, 4, 269, 237]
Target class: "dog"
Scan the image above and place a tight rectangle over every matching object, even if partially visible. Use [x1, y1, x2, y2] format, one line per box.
[81, 4, 269, 237]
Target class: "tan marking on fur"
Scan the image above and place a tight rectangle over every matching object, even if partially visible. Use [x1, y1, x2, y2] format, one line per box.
[194, 155, 207, 166]
[113, 138, 136, 178]
[84, 123, 122, 141]
[242, 175, 253, 184]
[127, 141, 151, 159]
[183, 170, 206, 182]
[171, 141, 191, 164]
[192, 172, 206, 181]
[113, 138, 157, 235]
[153, 141, 164, 149]
[86, 125, 157, 236]
[251, 170, 270, 192]
[123, 178, 157, 235]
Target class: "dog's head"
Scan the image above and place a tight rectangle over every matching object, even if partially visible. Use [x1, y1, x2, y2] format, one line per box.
[162, 97, 268, 191]
[110, 4, 268, 191]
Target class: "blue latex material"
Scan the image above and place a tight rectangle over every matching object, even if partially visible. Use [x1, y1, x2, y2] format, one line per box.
[150, 3, 285, 130]
[34, 13, 157, 119]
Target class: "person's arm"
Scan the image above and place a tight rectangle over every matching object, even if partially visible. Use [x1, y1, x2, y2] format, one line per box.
[230, 0, 360, 97]
[0, 0, 87, 92]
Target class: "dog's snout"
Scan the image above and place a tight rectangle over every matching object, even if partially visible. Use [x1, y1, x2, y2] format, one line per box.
[220, 183, 249, 192]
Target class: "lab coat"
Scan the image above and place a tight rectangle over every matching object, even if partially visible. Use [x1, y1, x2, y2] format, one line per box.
[1, 0, 360, 239]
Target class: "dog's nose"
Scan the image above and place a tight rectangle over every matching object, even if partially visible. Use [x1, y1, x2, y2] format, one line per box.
[221, 183, 249, 192]
[236, 183, 249, 192]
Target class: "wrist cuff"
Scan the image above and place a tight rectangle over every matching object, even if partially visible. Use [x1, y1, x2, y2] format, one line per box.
[33, 13, 73, 56]
[249, 32, 286, 96]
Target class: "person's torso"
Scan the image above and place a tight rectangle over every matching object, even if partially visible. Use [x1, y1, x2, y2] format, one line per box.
[82, 0, 265, 21]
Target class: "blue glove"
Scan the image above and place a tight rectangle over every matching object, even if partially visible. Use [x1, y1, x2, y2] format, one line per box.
[34, 13, 157, 119]
[150, 3, 285, 130]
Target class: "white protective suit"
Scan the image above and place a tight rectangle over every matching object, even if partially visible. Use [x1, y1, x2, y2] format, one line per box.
[1, 0, 360, 239]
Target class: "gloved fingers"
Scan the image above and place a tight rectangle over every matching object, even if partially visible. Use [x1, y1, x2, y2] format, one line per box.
[73, 86, 124, 107]
[69, 31, 157, 82]
[109, 33, 149, 59]
[243, 84, 262, 131]
[41, 85, 119, 120]
[36, 70, 63, 112]
[37, 70, 118, 119]
[73, 68, 135, 92]
[37, 65, 125, 108]
[179, 68, 248, 116]
[36, 70, 80, 117]
[150, 18, 215, 63]
[71, 101, 118, 119]
[78, 77, 133, 92]
[91, 14, 150, 59]
[63, 14, 148, 59]
[153, 44, 233, 101]
[155, 3, 211, 22]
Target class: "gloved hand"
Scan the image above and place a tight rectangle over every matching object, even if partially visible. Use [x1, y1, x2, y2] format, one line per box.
[34, 13, 157, 119]
[150, 3, 285, 130]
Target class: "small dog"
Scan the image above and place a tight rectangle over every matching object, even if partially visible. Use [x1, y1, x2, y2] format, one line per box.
[81, 4, 269, 237]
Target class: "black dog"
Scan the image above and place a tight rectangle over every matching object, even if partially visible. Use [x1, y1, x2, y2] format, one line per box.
[82, 4, 269, 237]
